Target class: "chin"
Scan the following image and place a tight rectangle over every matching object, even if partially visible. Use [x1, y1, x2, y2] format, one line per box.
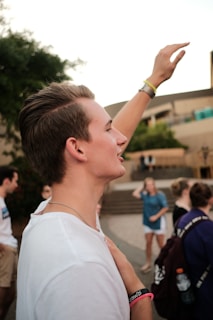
[112, 166, 126, 180]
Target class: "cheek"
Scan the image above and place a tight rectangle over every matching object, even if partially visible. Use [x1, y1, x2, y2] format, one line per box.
[98, 137, 117, 155]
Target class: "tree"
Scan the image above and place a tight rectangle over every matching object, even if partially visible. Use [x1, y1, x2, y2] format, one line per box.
[0, 0, 83, 155]
[0, 0, 84, 218]
[0, 31, 83, 153]
[125, 121, 187, 152]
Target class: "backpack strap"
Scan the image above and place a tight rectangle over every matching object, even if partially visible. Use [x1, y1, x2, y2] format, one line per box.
[176, 215, 211, 289]
[176, 215, 209, 239]
[196, 264, 211, 288]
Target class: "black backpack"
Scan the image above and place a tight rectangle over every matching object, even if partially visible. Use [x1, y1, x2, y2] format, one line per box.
[151, 216, 209, 320]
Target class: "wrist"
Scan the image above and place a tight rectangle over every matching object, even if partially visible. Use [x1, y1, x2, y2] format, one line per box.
[139, 80, 156, 99]
[129, 288, 154, 308]
[127, 281, 146, 296]
[146, 75, 163, 89]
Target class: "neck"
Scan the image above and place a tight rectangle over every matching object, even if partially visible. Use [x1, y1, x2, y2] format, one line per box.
[176, 195, 190, 210]
[176, 201, 190, 211]
[0, 188, 6, 199]
[48, 178, 104, 229]
[47, 201, 99, 231]
[197, 205, 210, 215]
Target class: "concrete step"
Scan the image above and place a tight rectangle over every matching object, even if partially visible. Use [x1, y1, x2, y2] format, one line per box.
[101, 188, 175, 215]
[131, 167, 194, 181]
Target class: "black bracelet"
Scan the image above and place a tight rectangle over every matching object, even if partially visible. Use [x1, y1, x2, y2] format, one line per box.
[128, 288, 150, 303]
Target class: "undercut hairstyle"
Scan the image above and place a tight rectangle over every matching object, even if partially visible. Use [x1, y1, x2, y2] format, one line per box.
[19, 82, 95, 184]
[171, 177, 189, 198]
[189, 182, 212, 208]
[0, 166, 18, 186]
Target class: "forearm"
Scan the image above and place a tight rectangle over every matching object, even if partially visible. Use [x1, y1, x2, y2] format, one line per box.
[113, 42, 189, 152]
[132, 187, 143, 199]
[156, 207, 168, 219]
[106, 237, 153, 320]
[0, 243, 5, 253]
[113, 90, 151, 149]
[130, 298, 153, 320]
[128, 279, 153, 320]
[123, 264, 153, 320]
[119, 258, 153, 320]
[113, 73, 164, 147]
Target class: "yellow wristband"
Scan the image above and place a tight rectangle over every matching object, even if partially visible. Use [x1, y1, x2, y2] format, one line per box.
[144, 80, 157, 93]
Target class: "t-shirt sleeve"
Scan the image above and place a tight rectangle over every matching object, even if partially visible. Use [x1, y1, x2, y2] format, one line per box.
[158, 192, 168, 208]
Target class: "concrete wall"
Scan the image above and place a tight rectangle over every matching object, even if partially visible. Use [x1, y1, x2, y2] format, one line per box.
[172, 118, 213, 152]
[173, 96, 213, 115]
[125, 148, 186, 168]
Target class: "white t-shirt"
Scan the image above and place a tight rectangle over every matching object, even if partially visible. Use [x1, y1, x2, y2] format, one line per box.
[16, 202, 129, 320]
[0, 197, 17, 248]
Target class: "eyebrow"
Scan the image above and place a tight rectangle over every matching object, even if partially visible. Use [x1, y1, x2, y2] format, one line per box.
[105, 119, 112, 128]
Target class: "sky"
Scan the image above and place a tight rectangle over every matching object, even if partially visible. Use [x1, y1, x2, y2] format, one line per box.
[3, 0, 213, 107]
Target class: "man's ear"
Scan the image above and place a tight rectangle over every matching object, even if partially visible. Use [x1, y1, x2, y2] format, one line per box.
[65, 137, 87, 161]
[3, 178, 10, 186]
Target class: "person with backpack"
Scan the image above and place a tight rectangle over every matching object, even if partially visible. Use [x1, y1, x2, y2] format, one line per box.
[132, 177, 169, 273]
[176, 182, 213, 320]
[151, 181, 213, 320]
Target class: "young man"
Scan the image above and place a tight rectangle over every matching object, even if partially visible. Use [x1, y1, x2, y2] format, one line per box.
[0, 166, 19, 320]
[17, 42, 189, 320]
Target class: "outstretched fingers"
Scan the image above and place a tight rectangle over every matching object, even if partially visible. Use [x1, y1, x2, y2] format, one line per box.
[167, 42, 189, 64]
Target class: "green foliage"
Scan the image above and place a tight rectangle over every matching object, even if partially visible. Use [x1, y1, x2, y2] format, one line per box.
[0, 0, 84, 219]
[0, 31, 79, 148]
[126, 122, 187, 152]
[0, 31, 82, 219]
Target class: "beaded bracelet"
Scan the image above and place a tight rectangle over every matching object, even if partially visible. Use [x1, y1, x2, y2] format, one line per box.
[129, 289, 154, 308]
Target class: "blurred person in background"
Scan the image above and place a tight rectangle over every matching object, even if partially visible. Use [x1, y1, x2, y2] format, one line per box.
[132, 177, 168, 273]
[176, 182, 213, 320]
[0, 166, 19, 320]
[170, 177, 191, 226]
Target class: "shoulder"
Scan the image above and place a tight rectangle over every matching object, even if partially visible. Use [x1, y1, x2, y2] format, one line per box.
[0, 197, 5, 205]
[173, 205, 187, 215]
[141, 191, 148, 197]
[0, 197, 6, 213]
[157, 191, 167, 201]
[178, 209, 212, 230]
[157, 190, 166, 198]
[34, 199, 49, 213]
